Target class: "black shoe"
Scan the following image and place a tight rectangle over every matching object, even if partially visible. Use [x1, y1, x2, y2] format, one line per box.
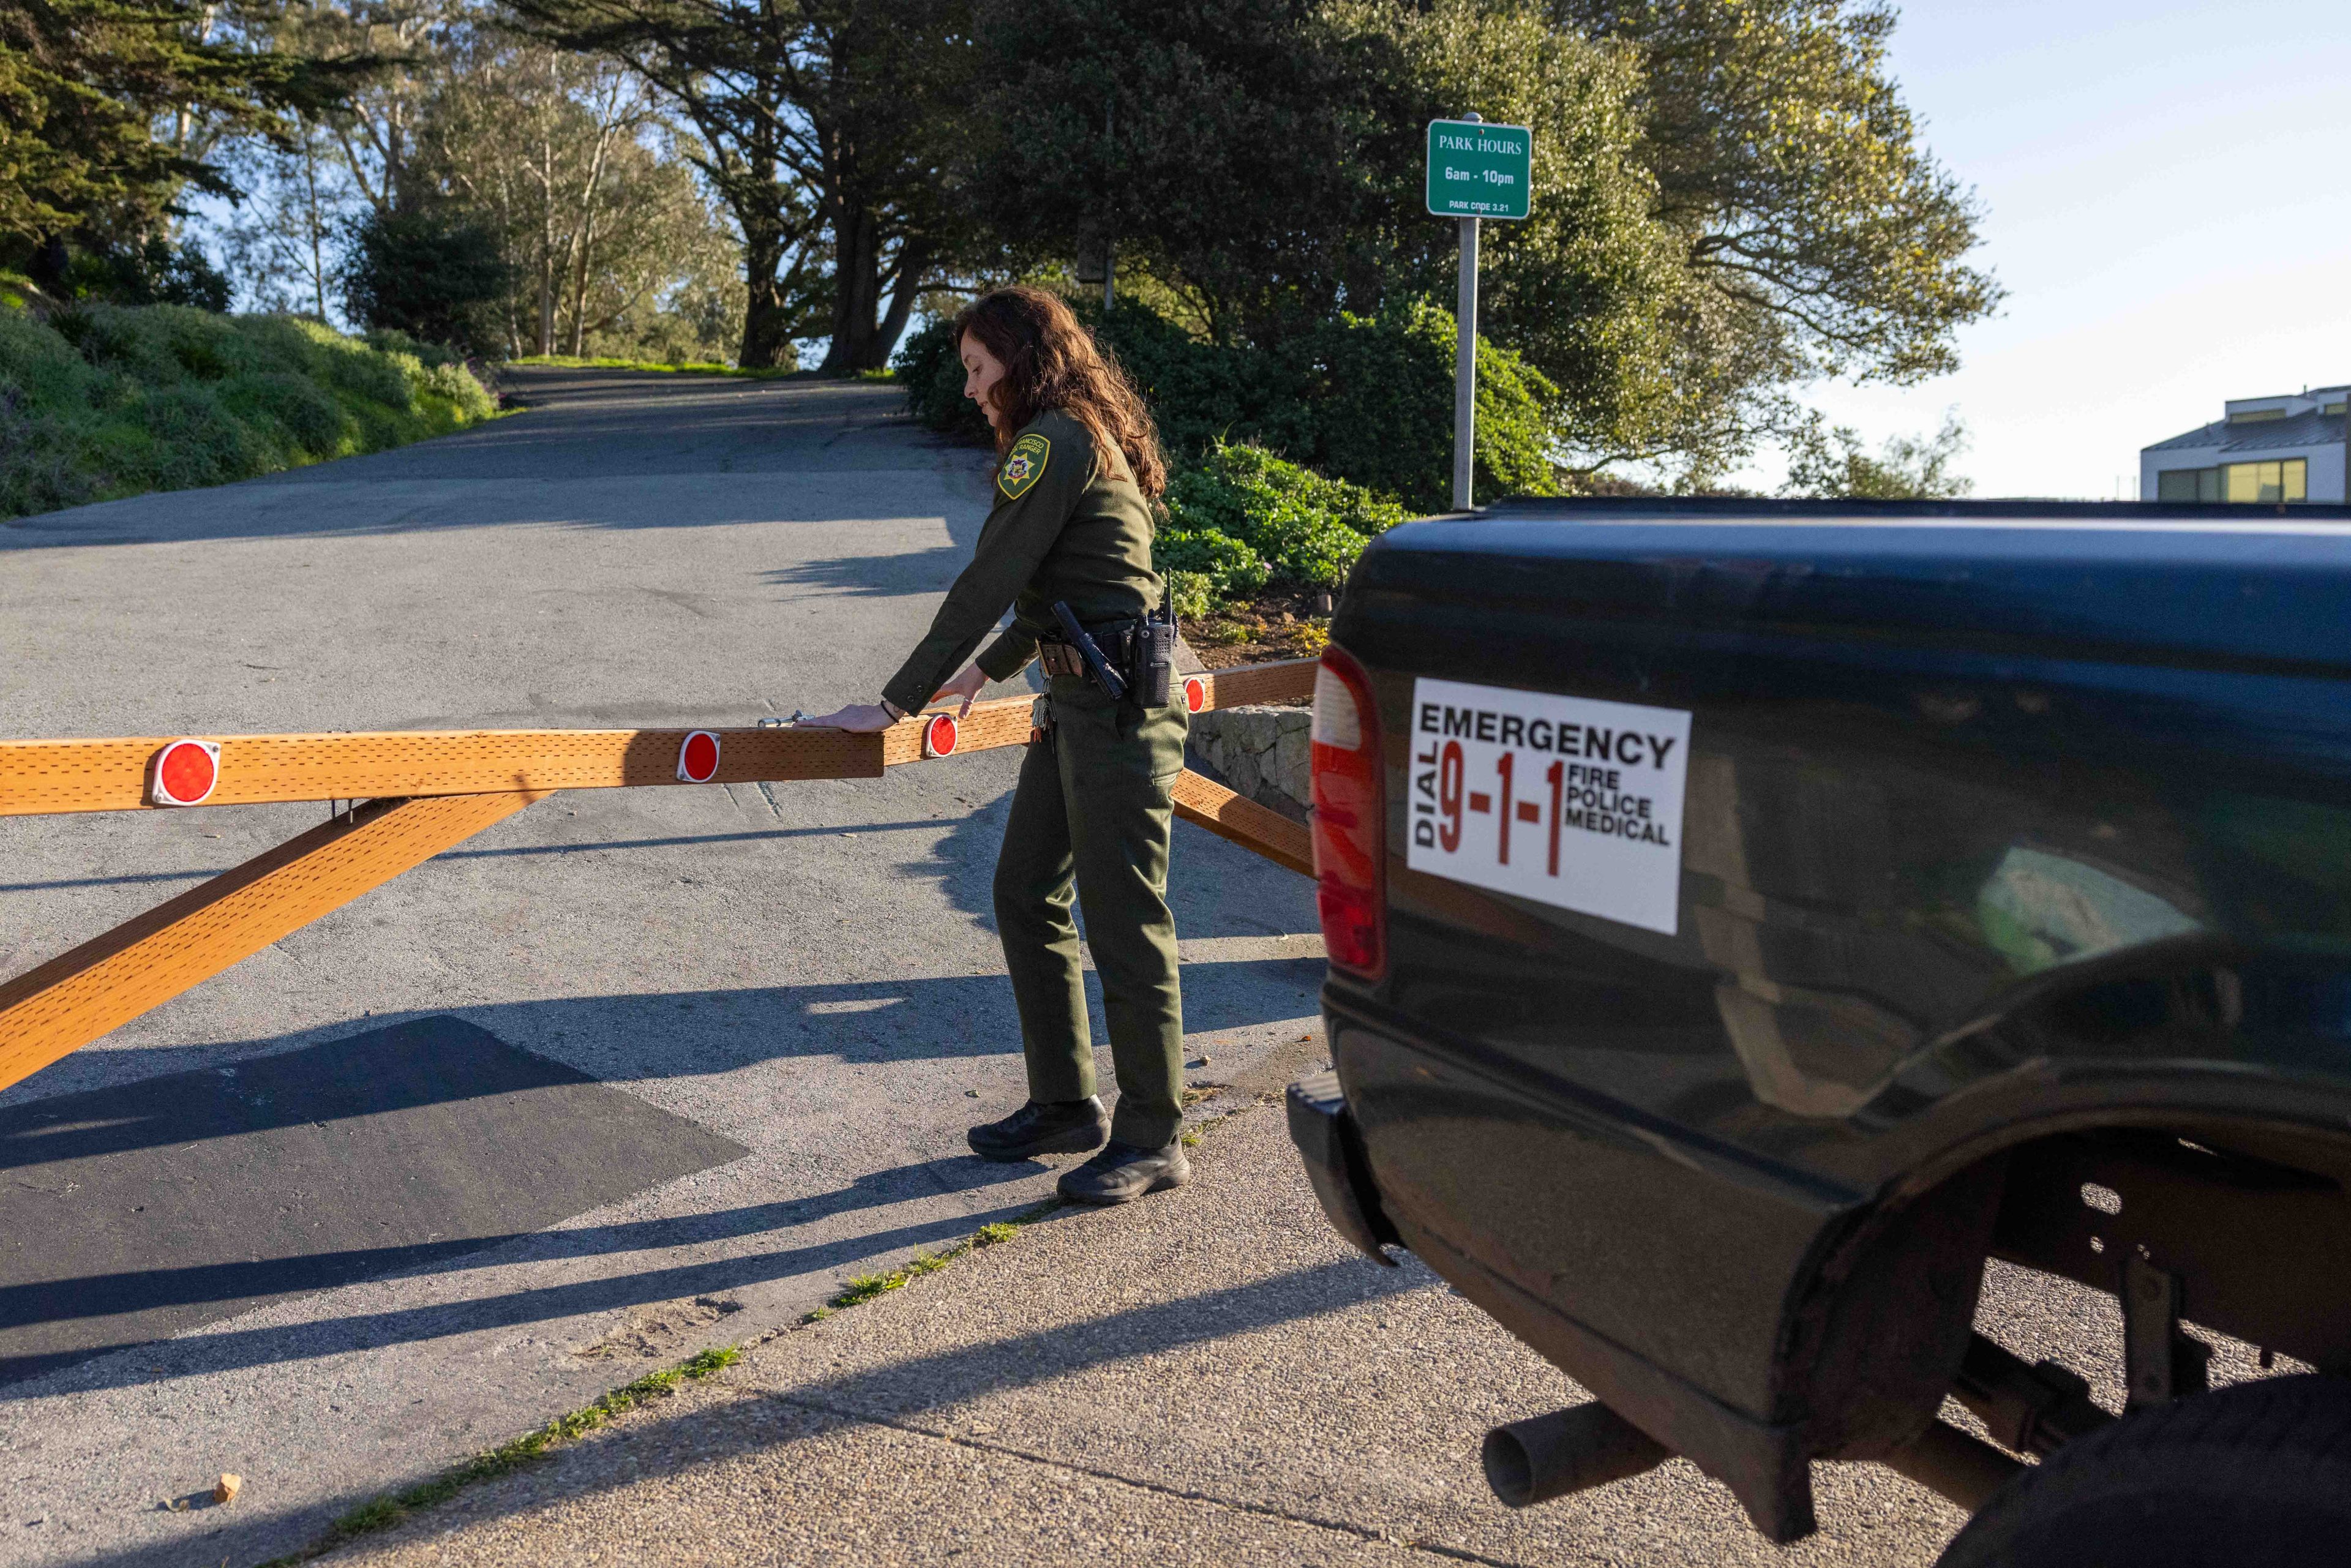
[1057, 1139, 1190, 1206]
[967, 1097, 1110, 1161]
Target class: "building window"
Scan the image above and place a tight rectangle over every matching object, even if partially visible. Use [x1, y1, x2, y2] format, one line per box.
[2229, 408, 2289, 423]
[2222, 458, 2306, 503]
[2158, 467, 2221, 502]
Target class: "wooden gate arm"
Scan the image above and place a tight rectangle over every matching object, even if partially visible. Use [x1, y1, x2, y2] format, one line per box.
[0, 728, 885, 817]
[1, 659, 1318, 816]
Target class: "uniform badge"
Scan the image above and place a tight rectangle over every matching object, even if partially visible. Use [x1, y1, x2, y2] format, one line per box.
[999, 432, 1050, 500]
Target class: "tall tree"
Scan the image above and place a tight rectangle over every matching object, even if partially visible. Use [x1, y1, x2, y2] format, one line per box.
[1554, 0, 2003, 386]
[503, 0, 969, 370]
[962, 0, 1418, 348]
[964, 0, 1995, 487]
[1347, 0, 1709, 476]
[217, 120, 348, 317]
[272, 0, 470, 216]
[1782, 408, 1971, 499]
[407, 32, 742, 358]
[0, 0, 332, 276]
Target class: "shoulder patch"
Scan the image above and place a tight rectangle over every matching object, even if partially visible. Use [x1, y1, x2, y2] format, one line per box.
[999, 432, 1050, 500]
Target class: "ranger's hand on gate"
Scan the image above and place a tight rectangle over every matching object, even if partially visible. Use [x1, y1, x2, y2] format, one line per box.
[798, 702, 898, 732]
[931, 664, 987, 719]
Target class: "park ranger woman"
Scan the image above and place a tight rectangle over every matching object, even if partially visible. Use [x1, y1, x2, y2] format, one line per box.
[800, 286, 1190, 1205]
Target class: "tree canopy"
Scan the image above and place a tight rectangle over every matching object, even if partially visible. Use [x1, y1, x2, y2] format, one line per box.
[0, 0, 335, 271]
[1, 0, 1998, 490]
[957, 0, 1996, 484]
[503, 0, 974, 369]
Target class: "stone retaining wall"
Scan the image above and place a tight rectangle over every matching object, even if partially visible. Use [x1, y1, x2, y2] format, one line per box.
[1186, 703, 1312, 822]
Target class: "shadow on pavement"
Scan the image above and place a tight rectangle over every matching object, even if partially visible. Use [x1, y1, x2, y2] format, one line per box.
[762, 546, 969, 598]
[76, 1251, 1431, 1568]
[0, 1016, 746, 1386]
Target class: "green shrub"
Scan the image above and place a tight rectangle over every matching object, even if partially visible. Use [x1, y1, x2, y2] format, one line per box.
[1160, 441, 1406, 595]
[0, 302, 498, 520]
[894, 314, 992, 443]
[1164, 568, 1215, 621]
[59, 237, 231, 312]
[1272, 303, 1562, 511]
[344, 210, 515, 358]
[219, 372, 347, 458]
[1153, 527, 1269, 602]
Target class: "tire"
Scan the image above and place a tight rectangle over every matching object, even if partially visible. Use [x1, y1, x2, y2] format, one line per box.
[1935, 1375, 2351, 1568]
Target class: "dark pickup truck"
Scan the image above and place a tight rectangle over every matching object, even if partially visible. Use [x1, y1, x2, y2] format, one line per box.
[1287, 497, 2351, 1566]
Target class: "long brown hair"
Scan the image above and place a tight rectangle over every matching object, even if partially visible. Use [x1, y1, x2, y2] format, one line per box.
[953, 286, 1168, 499]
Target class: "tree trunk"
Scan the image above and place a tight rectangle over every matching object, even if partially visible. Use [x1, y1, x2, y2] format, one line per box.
[871, 238, 929, 371]
[818, 229, 928, 376]
[568, 233, 590, 358]
[819, 207, 888, 375]
[738, 221, 793, 369]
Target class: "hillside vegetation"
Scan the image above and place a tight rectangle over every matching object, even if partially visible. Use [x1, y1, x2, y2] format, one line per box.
[0, 304, 497, 521]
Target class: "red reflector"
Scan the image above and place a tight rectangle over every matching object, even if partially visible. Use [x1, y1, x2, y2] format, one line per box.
[676, 730, 721, 783]
[1183, 677, 1206, 713]
[151, 739, 220, 807]
[924, 713, 960, 758]
[1311, 647, 1385, 979]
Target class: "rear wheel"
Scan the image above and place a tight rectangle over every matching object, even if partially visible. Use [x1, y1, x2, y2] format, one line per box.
[1935, 1375, 2351, 1568]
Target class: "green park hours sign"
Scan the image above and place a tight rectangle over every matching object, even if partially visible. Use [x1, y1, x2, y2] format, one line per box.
[1425, 119, 1532, 220]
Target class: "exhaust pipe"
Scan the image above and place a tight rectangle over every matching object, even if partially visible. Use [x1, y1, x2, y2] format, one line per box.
[1482, 1402, 1672, 1508]
[1878, 1419, 2025, 1512]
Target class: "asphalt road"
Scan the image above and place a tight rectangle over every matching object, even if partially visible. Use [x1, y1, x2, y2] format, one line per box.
[0, 369, 1327, 1566]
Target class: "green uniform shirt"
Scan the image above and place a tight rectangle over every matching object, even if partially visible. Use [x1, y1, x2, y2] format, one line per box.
[881, 407, 1163, 716]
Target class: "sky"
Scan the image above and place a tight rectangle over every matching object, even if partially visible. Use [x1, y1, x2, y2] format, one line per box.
[1736, 1, 2351, 500]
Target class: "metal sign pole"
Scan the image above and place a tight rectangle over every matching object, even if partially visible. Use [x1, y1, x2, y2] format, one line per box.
[1455, 213, 1479, 512]
[1452, 111, 1483, 513]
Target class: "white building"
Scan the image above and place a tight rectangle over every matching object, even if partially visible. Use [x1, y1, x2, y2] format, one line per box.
[2139, 386, 2349, 503]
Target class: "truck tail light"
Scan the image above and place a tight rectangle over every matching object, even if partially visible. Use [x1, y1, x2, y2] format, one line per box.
[1312, 645, 1385, 979]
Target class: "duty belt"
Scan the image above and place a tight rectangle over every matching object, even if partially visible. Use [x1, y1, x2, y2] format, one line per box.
[1038, 620, 1140, 681]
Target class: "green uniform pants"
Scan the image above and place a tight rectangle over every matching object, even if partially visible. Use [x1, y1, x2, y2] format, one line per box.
[994, 675, 1188, 1149]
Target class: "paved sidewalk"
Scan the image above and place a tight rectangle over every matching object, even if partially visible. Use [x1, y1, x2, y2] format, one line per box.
[315, 1099, 1968, 1568]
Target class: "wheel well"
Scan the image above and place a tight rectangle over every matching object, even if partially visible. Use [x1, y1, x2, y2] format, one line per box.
[1780, 1116, 2351, 1461]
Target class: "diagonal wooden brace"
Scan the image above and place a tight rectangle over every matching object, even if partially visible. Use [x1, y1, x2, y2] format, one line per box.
[0, 791, 546, 1095]
[1171, 770, 1314, 878]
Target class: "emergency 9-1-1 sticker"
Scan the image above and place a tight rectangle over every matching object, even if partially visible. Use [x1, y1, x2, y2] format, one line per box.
[1406, 677, 1691, 935]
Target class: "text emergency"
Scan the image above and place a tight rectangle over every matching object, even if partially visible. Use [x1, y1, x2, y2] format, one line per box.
[1406, 677, 1692, 934]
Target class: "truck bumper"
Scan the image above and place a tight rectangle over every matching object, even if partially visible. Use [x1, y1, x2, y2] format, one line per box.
[1284, 1069, 1401, 1264]
[1304, 992, 1821, 1544]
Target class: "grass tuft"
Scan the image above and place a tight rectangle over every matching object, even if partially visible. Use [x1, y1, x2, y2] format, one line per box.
[263, 1206, 1065, 1562]
[255, 1346, 741, 1566]
[817, 1206, 1059, 1315]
